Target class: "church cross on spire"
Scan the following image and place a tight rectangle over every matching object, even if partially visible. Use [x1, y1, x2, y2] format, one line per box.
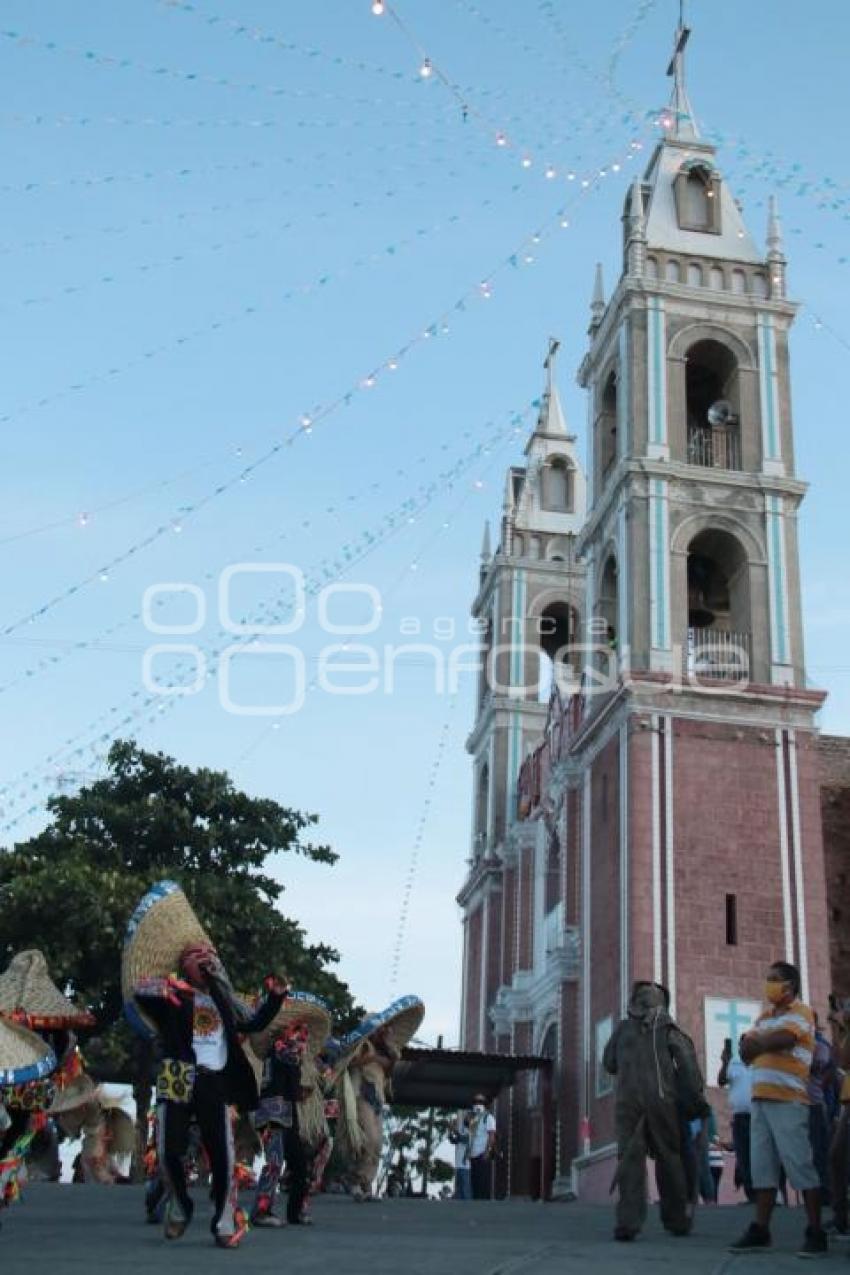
[543, 336, 560, 401]
[665, 0, 699, 140]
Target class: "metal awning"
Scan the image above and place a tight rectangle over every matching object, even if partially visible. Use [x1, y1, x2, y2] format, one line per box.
[393, 1046, 551, 1109]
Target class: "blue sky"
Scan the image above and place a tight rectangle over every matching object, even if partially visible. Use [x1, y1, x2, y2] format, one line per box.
[1, 0, 849, 1043]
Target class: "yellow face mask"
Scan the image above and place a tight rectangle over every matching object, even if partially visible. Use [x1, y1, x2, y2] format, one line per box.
[764, 979, 789, 1005]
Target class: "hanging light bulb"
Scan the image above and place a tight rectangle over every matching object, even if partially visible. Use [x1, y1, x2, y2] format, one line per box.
[545, 164, 556, 180]
[300, 413, 313, 433]
[495, 131, 507, 147]
[371, 0, 385, 14]
[521, 154, 532, 169]
[77, 512, 89, 528]
[419, 57, 433, 78]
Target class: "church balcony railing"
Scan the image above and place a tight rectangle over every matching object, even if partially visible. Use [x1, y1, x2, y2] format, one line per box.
[687, 426, 741, 472]
[686, 628, 750, 684]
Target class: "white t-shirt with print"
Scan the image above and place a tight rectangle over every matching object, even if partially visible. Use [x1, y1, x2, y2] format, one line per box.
[192, 993, 227, 1071]
[726, 1058, 753, 1115]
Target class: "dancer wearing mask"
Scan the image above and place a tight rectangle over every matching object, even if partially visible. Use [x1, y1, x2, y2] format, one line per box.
[123, 881, 286, 1249]
[603, 981, 706, 1242]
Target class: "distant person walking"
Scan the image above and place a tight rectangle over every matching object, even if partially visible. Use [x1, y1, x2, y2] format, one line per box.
[603, 981, 706, 1242]
[718, 1036, 754, 1201]
[729, 961, 827, 1258]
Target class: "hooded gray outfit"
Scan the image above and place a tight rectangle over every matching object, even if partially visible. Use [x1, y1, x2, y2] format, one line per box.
[603, 986, 706, 1237]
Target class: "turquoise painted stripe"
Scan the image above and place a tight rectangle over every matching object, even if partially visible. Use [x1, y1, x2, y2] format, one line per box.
[761, 316, 780, 460]
[653, 480, 668, 648]
[618, 320, 629, 456]
[651, 302, 666, 446]
[768, 496, 789, 663]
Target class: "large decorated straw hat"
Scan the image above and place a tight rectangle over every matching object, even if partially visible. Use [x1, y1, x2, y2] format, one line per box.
[97, 1092, 137, 1157]
[249, 991, 332, 1062]
[122, 880, 211, 1037]
[0, 1016, 56, 1088]
[336, 995, 425, 1073]
[0, 949, 95, 1030]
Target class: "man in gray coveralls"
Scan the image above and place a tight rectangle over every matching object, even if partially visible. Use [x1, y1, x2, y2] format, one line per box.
[603, 981, 707, 1242]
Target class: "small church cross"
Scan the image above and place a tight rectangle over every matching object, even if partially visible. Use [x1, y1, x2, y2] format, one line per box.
[543, 336, 560, 400]
[713, 999, 757, 1048]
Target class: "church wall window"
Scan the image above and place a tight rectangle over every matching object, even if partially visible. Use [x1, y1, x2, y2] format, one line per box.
[687, 262, 703, 287]
[646, 255, 659, 279]
[725, 893, 738, 946]
[674, 163, 721, 233]
[731, 268, 747, 295]
[752, 272, 768, 299]
[537, 600, 579, 702]
[665, 258, 681, 283]
[541, 455, 574, 512]
[709, 265, 725, 290]
[513, 532, 525, 557]
[596, 368, 618, 488]
[596, 554, 619, 658]
[475, 762, 490, 855]
[528, 534, 542, 560]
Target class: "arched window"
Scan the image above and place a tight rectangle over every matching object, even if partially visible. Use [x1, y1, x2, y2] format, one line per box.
[752, 272, 768, 299]
[687, 262, 703, 287]
[513, 532, 525, 557]
[541, 456, 573, 512]
[731, 268, 747, 295]
[709, 265, 725, 290]
[528, 534, 542, 560]
[545, 828, 561, 914]
[665, 258, 681, 283]
[684, 339, 742, 471]
[686, 528, 751, 682]
[675, 162, 721, 232]
[596, 555, 619, 655]
[597, 369, 618, 487]
[646, 255, 659, 279]
[475, 763, 490, 854]
[537, 601, 579, 702]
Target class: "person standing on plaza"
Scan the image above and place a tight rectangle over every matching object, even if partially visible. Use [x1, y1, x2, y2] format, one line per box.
[466, 1095, 496, 1200]
[449, 1108, 473, 1200]
[729, 961, 827, 1258]
[808, 1014, 835, 1204]
[604, 981, 706, 1242]
[718, 1035, 754, 1201]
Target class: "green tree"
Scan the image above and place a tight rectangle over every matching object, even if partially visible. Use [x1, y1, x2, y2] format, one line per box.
[0, 739, 357, 1155]
[383, 1106, 455, 1196]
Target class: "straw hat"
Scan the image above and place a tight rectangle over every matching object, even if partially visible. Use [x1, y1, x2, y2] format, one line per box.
[0, 1016, 56, 1088]
[0, 949, 95, 1030]
[249, 991, 332, 1062]
[48, 1071, 97, 1116]
[336, 995, 425, 1074]
[121, 881, 211, 1037]
[97, 1095, 136, 1158]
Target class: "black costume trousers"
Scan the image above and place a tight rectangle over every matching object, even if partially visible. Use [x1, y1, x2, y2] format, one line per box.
[157, 1070, 236, 1236]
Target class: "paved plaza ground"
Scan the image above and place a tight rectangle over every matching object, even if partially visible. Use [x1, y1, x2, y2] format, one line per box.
[3, 1187, 850, 1274]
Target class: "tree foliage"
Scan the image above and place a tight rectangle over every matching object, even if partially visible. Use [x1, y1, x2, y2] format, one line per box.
[0, 739, 357, 1078]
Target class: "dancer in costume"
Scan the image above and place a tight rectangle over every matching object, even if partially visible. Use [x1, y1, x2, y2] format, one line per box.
[123, 881, 287, 1249]
[249, 990, 331, 1227]
[0, 1016, 56, 1225]
[299, 1042, 342, 1221]
[335, 996, 424, 1201]
[51, 1078, 135, 1184]
[0, 949, 94, 1199]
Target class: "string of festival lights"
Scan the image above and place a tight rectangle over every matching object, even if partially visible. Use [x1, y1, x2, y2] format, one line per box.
[0, 405, 529, 830]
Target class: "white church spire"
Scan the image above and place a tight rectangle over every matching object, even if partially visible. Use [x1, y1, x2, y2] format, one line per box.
[589, 263, 605, 334]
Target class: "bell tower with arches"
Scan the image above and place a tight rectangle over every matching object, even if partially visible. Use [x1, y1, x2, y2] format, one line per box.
[566, 17, 830, 1194]
[459, 341, 586, 1058]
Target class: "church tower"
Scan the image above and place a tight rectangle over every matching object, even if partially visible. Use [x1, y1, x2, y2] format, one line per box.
[457, 15, 831, 1202]
[459, 344, 586, 1054]
[568, 17, 829, 1195]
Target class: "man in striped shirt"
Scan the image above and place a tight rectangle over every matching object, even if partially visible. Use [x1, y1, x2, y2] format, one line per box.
[730, 961, 827, 1258]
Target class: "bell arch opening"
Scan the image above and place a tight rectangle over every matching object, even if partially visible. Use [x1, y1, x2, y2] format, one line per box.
[686, 527, 751, 682]
[537, 600, 580, 702]
[685, 338, 742, 471]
